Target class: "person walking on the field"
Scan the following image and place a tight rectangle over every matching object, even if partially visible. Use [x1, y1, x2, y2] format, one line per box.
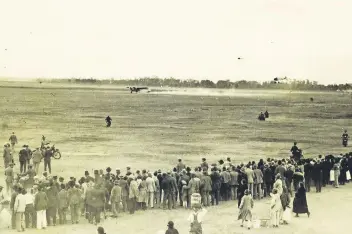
[9, 132, 18, 151]
[25, 145, 32, 166]
[32, 147, 42, 175]
[19, 145, 29, 173]
[105, 116, 112, 127]
[44, 146, 53, 174]
[14, 188, 26, 232]
[3, 143, 13, 168]
[342, 130, 349, 147]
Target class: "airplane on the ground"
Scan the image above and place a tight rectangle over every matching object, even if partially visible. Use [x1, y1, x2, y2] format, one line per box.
[127, 87, 149, 93]
[273, 77, 291, 84]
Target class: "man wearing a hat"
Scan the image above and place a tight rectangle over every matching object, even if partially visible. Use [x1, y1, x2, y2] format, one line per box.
[19, 145, 29, 173]
[94, 170, 103, 186]
[43, 146, 53, 174]
[3, 143, 12, 168]
[67, 181, 81, 224]
[110, 180, 122, 217]
[8, 132, 18, 152]
[84, 171, 94, 182]
[24, 145, 32, 166]
[127, 176, 138, 214]
[166, 221, 179, 234]
[32, 147, 42, 175]
[176, 159, 185, 173]
[115, 169, 121, 178]
[200, 158, 208, 171]
[126, 166, 131, 174]
[119, 176, 129, 212]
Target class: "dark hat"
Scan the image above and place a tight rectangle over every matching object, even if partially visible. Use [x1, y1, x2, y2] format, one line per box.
[94, 170, 99, 174]
[22, 145, 27, 147]
[167, 221, 174, 228]
[84, 171, 89, 175]
[53, 176, 58, 179]
[106, 167, 111, 172]
[157, 169, 162, 173]
[59, 177, 64, 181]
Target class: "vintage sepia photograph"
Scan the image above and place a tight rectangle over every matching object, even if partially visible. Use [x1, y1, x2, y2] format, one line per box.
[0, 0, 352, 234]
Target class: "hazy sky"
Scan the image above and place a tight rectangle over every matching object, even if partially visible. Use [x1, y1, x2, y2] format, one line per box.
[0, 0, 351, 84]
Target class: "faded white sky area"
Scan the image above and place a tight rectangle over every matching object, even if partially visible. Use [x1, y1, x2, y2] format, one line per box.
[0, 0, 351, 84]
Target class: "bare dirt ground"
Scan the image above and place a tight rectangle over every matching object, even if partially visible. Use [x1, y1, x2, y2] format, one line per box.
[0, 82, 352, 233]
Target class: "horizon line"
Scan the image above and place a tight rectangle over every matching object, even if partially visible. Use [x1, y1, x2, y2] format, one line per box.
[1, 76, 350, 86]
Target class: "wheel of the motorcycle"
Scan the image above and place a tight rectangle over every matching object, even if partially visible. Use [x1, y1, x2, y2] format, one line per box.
[53, 151, 61, 159]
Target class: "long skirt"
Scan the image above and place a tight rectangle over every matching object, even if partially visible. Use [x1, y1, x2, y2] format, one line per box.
[292, 197, 309, 214]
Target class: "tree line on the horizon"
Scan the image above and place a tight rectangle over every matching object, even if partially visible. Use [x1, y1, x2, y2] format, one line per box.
[44, 77, 352, 91]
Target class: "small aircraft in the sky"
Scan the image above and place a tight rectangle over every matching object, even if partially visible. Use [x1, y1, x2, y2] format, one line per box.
[127, 87, 149, 93]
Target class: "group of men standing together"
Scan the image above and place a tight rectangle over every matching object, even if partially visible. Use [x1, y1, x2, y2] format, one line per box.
[2, 133, 56, 197]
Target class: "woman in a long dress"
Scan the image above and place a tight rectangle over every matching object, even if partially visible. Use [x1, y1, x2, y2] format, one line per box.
[292, 182, 310, 217]
[238, 189, 254, 230]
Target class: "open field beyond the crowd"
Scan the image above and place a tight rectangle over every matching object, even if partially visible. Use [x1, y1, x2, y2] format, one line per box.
[0, 81, 352, 233]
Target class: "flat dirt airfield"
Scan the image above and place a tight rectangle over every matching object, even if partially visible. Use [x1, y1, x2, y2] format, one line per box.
[1, 80, 352, 234]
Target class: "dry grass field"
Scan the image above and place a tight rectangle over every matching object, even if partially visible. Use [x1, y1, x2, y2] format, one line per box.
[0, 81, 352, 234]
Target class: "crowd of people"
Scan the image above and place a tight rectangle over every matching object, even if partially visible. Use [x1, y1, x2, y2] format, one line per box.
[1, 134, 352, 232]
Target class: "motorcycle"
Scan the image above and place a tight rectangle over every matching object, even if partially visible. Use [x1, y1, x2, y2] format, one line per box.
[343, 139, 348, 147]
[40, 143, 62, 159]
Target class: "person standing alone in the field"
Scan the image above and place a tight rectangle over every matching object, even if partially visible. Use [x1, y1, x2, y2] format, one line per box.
[105, 116, 112, 127]
[19, 145, 29, 173]
[342, 130, 349, 147]
[9, 132, 18, 152]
